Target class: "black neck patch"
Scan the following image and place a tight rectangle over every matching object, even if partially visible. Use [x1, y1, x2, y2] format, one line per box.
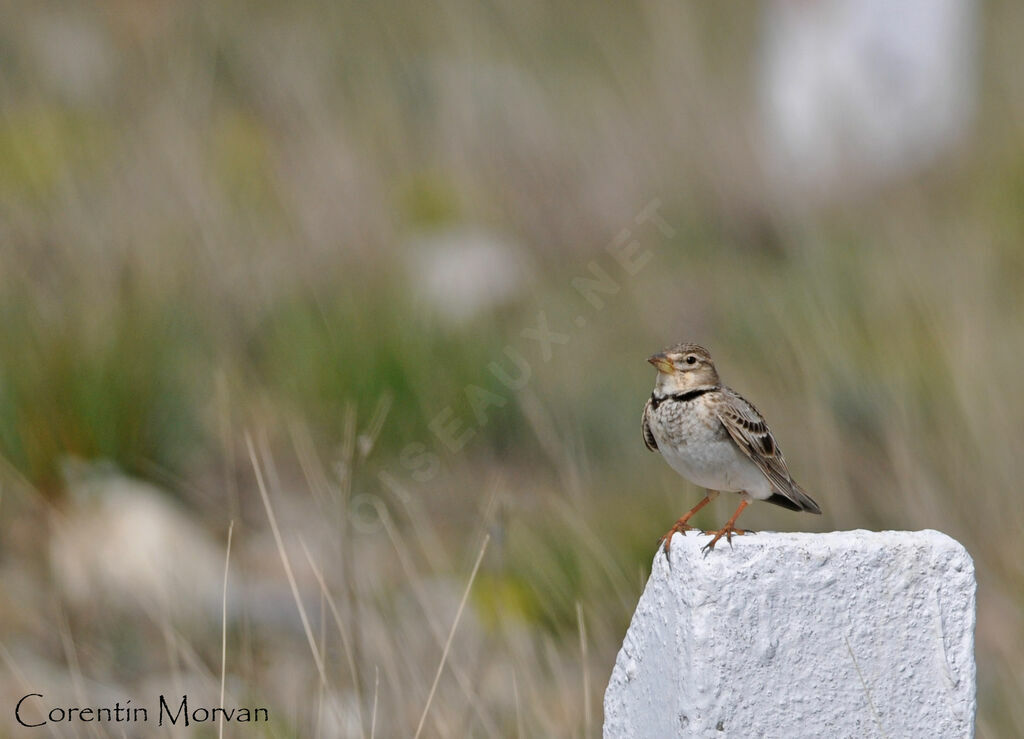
[650, 387, 714, 411]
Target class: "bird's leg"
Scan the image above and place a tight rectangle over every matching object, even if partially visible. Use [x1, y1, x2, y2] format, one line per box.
[661, 491, 719, 555]
[701, 499, 752, 553]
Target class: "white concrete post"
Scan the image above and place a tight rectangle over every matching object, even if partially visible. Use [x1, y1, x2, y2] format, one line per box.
[604, 530, 975, 738]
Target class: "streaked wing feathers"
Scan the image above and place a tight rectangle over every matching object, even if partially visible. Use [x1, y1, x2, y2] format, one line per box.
[642, 397, 658, 452]
[716, 387, 821, 513]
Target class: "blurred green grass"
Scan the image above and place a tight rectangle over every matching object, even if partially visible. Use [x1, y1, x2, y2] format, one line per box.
[1, 1, 1023, 736]
[0, 283, 205, 490]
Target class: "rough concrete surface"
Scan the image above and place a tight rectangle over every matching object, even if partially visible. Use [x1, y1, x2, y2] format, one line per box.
[604, 530, 975, 738]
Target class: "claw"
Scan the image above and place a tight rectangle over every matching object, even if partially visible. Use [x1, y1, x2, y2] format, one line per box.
[700, 499, 752, 555]
[700, 524, 751, 554]
[659, 522, 697, 559]
[658, 492, 719, 560]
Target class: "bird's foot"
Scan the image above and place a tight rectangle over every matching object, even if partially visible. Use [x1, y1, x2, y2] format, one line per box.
[659, 521, 697, 557]
[700, 525, 754, 554]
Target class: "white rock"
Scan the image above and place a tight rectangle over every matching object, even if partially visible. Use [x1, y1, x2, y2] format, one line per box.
[759, 0, 977, 199]
[50, 463, 330, 634]
[406, 226, 530, 325]
[604, 530, 975, 738]
[49, 466, 226, 621]
[28, 12, 116, 105]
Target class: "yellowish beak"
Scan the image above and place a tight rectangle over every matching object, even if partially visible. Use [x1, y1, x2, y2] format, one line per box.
[647, 353, 674, 374]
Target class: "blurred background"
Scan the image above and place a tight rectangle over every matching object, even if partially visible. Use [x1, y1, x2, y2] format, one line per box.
[0, 0, 1021, 736]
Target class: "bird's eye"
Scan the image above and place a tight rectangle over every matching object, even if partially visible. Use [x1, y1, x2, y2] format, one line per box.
[685, 355, 697, 365]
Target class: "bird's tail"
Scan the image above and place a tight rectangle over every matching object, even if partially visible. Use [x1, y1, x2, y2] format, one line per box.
[766, 480, 822, 514]
[789, 481, 822, 514]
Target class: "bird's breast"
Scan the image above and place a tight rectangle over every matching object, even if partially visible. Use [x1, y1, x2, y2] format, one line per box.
[649, 399, 769, 495]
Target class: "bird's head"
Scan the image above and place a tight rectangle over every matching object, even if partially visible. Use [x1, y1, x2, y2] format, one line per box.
[648, 343, 719, 395]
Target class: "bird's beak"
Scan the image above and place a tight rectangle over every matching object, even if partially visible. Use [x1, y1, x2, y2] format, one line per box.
[648, 353, 674, 374]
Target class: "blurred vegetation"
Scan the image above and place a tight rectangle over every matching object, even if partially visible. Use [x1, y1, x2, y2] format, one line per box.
[1, 0, 1023, 736]
[0, 280, 206, 490]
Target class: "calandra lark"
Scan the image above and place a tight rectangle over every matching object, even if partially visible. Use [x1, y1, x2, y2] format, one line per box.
[642, 343, 821, 554]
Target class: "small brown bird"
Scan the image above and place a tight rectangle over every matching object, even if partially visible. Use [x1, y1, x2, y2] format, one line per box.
[642, 343, 821, 554]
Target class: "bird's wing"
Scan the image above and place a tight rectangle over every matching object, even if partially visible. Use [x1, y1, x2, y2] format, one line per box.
[716, 388, 821, 513]
[642, 397, 658, 452]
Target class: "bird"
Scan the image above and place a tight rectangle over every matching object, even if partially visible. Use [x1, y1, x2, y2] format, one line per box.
[642, 343, 821, 554]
